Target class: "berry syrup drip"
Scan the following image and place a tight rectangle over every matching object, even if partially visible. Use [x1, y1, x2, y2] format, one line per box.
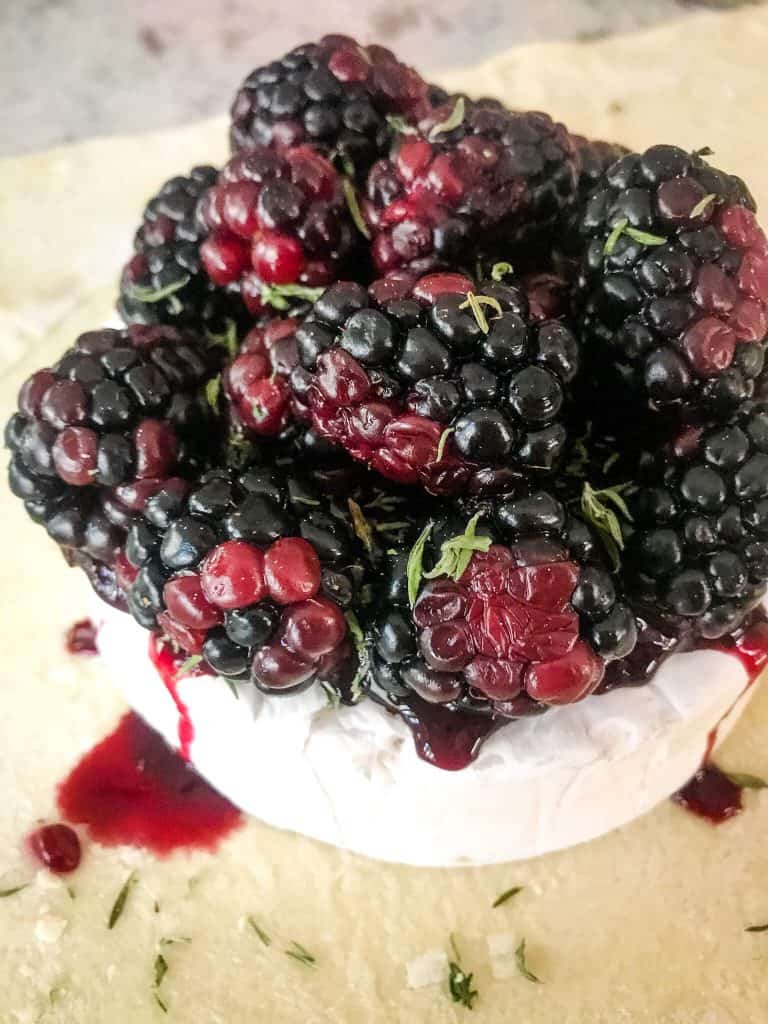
[27, 823, 82, 874]
[64, 618, 98, 655]
[673, 612, 768, 824]
[389, 695, 501, 772]
[57, 712, 241, 855]
[148, 636, 209, 761]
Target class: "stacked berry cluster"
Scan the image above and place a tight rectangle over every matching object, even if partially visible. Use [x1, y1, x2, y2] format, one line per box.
[7, 34, 768, 741]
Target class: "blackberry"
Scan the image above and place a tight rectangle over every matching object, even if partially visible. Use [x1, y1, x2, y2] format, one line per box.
[627, 405, 768, 637]
[286, 270, 581, 495]
[362, 100, 578, 275]
[223, 317, 300, 437]
[122, 460, 409, 697]
[229, 35, 430, 180]
[571, 135, 629, 201]
[366, 487, 636, 718]
[197, 144, 362, 315]
[118, 166, 247, 331]
[577, 144, 768, 417]
[5, 325, 219, 568]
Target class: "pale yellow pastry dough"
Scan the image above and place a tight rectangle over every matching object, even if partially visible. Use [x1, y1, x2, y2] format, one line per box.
[3, 8, 768, 1021]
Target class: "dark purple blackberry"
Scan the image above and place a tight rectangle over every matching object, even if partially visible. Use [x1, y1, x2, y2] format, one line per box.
[118, 167, 246, 330]
[363, 100, 579, 275]
[627, 405, 768, 637]
[229, 35, 430, 180]
[287, 271, 581, 495]
[123, 460, 409, 699]
[5, 325, 219, 568]
[366, 487, 637, 719]
[577, 144, 768, 417]
[571, 135, 629, 201]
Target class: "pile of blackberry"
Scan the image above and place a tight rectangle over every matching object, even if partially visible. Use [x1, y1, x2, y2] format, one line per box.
[7, 34, 768, 738]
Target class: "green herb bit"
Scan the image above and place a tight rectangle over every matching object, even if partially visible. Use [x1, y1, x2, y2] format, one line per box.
[724, 771, 768, 790]
[423, 512, 491, 583]
[436, 427, 454, 463]
[746, 923, 768, 933]
[490, 261, 513, 282]
[342, 178, 371, 239]
[67, 886, 76, 900]
[348, 498, 374, 551]
[260, 282, 325, 311]
[154, 993, 168, 1013]
[0, 884, 28, 899]
[127, 276, 190, 304]
[345, 610, 368, 703]
[175, 654, 203, 680]
[154, 954, 169, 988]
[108, 871, 137, 929]
[580, 481, 633, 570]
[689, 193, 717, 219]
[492, 885, 524, 908]
[459, 292, 503, 334]
[447, 933, 478, 1009]
[320, 681, 342, 709]
[251, 400, 268, 424]
[222, 677, 241, 700]
[206, 319, 239, 360]
[693, 145, 714, 158]
[160, 936, 191, 947]
[284, 940, 316, 967]
[603, 218, 666, 255]
[429, 96, 466, 140]
[386, 114, 417, 136]
[515, 937, 541, 984]
[205, 375, 221, 413]
[624, 226, 666, 246]
[603, 218, 628, 256]
[407, 522, 433, 606]
[247, 915, 272, 945]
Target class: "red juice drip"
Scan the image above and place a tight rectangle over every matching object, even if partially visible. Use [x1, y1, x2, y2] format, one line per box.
[65, 618, 98, 655]
[147, 636, 208, 761]
[396, 696, 500, 771]
[57, 712, 241, 855]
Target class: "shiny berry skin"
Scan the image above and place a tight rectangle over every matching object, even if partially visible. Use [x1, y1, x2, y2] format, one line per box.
[163, 573, 224, 629]
[263, 538, 322, 604]
[281, 598, 347, 659]
[28, 823, 82, 874]
[251, 642, 315, 691]
[524, 641, 605, 705]
[201, 541, 267, 610]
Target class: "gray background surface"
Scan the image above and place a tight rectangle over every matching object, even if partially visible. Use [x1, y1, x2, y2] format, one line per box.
[3, 0, 760, 156]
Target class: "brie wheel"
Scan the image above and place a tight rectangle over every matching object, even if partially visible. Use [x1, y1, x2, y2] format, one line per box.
[96, 599, 758, 866]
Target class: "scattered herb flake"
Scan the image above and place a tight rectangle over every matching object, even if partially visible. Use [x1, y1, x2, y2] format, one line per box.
[342, 178, 371, 239]
[746, 923, 768, 933]
[205, 375, 221, 413]
[693, 145, 714, 158]
[581, 481, 633, 570]
[348, 498, 374, 552]
[429, 96, 466, 140]
[108, 871, 136, 929]
[127, 276, 190, 304]
[247, 915, 272, 946]
[67, 886, 76, 900]
[386, 114, 417, 136]
[690, 193, 717, 219]
[603, 218, 628, 256]
[226, 430, 256, 469]
[436, 427, 454, 463]
[222, 677, 241, 700]
[492, 885, 524, 908]
[459, 292, 503, 334]
[423, 512, 491, 582]
[320, 681, 342, 709]
[160, 936, 191, 947]
[154, 993, 168, 1014]
[0, 884, 28, 899]
[251, 400, 268, 424]
[206, 320, 239, 360]
[724, 771, 768, 790]
[447, 933, 478, 1009]
[602, 451, 620, 475]
[407, 522, 433, 606]
[344, 610, 368, 703]
[175, 654, 203, 680]
[260, 282, 325, 312]
[515, 938, 541, 984]
[284, 940, 316, 967]
[491, 261, 513, 282]
[154, 900, 161, 914]
[624, 226, 666, 246]
[154, 954, 169, 988]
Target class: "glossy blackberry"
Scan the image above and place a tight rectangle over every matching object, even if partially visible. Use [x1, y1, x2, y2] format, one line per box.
[362, 100, 578, 275]
[571, 135, 629, 201]
[365, 487, 637, 719]
[6, 325, 219, 569]
[627, 405, 768, 636]
[229, 35, 430, 180]
[197, 144, 362, 316]
[287, 271, 581, 495]
[577, 144, 768, 416]
[118, 167, 247, 331]
[123, 460, 408, 697]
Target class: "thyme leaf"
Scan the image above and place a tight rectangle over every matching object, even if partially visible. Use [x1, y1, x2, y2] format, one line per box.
[127, 276, 190, 303]
[175, 654, 203, 680]
[429, 97, 466, 140]
[459, 292, 503, 334]
[284, 940, 316, 967]
[491, 261, 513, 282]
[342, 178, 371, 239]
[515, 937, 541, 984]
[348, 498, 374, 552]
[492, 885, 524, 908]
[406, 522, 433, 606]
[108, 871, 137, 929]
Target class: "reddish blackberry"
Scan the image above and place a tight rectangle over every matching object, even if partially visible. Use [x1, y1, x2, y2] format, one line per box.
[286, 270, 581, 494]
[362, 99, 578, 275]
[577, 145, 768, 417]
[6, 325, 219, 568]
[222, 317, 300, 437]
[197, 145, 362, 316]
[229, 35, 430, 179]
[366, 488, 636, 718]
[122, 460, 411, 697]
[118, 166, 247, 330]
[627, 404, 768, 637]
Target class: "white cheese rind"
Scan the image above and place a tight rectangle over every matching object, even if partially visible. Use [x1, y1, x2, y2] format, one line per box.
[95, 600, 756, 866]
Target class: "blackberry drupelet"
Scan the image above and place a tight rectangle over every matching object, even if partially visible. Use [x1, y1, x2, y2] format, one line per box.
[5, 325, 219, 569]
[362, 99, 578, 275]
[229, 35, 430, 180]
[571, 135, 629, 202]
[197, 144, 361, 315]
[627, 404, 768, 637]
[122, 460, 407, 696]
[366, 487, 637, 718]
[286, 270, 581, 494]
[119, 166, 246, 330]
[577, 144, 768, 417]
